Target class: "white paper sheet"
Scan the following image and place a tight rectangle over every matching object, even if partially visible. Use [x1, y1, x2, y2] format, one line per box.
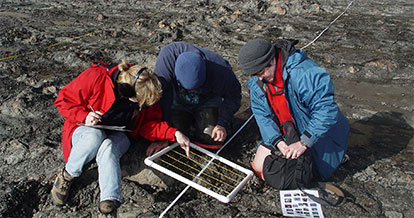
[280, 189, 324, 218]
[77, 124, 131, 132]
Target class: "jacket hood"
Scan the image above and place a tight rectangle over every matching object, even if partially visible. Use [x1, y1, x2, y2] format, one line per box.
[284, 49, 309, 76]
[274, 39, 298, 69]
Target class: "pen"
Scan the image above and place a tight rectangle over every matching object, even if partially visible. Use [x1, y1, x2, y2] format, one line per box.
[90, 105, 102, 123]
[90, 105, 96, 113]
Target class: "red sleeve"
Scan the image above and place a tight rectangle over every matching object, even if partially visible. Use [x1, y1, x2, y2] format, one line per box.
[54, 68, 103, 123]
[131, 102, 177, 142]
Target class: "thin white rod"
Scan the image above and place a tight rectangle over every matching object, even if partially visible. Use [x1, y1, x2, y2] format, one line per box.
[301, 1, 354, 50]
[217, 114, 254, 154]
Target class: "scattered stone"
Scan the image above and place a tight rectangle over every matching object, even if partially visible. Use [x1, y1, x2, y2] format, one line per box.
[385, 211, 403, 218]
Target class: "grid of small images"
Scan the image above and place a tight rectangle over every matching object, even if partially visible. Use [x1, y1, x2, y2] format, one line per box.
[280, 190, 324, 218]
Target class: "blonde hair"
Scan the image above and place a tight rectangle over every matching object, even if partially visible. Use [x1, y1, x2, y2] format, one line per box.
[117, 60, 162, 108]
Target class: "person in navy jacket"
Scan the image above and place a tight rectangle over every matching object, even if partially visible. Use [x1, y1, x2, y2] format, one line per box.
[154, 42, 241, 149]
[238, 39, 349, 181]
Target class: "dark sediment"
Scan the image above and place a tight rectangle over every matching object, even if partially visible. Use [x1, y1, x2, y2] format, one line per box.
[0, 0, 413, 217]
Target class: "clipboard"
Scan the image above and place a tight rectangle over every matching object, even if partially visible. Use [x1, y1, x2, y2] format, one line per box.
[77, 124, 131, 132]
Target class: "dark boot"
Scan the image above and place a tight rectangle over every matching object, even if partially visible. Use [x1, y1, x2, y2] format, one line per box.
[50, 168, 74, 206]
[98, 200, 118, 218]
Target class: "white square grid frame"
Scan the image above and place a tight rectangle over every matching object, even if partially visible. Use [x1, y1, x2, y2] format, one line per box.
[144, 142, 254, 203]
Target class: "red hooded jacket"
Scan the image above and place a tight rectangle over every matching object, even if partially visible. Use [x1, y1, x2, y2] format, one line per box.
[54, 62, 177, 162]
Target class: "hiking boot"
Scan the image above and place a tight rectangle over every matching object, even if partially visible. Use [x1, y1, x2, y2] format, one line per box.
[98, 200, 118, 218]
[50, 168, 74, 206]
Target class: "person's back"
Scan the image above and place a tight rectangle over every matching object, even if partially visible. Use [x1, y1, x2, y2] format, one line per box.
[154, 42, 241, 149]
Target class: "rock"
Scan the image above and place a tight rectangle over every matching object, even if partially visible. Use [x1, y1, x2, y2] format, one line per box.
[121, 143, 175, 188]
[385, 211, 403, 218]
[124, 168, 175, 189]
[3, 139, 27, 165]
[42, 86, 57, 95]
[268, 6, 287, 15]
[97, 14, 105, 21]
[365, 166, 377, 177]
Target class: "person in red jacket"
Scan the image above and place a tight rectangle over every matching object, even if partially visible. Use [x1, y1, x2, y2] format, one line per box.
[51, 60, 190, 218]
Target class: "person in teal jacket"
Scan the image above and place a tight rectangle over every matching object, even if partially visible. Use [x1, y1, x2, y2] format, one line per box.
[238, 38, 349, 180]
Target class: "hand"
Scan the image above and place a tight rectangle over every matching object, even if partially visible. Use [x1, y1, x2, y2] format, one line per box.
[285, 141, 307, 159]
[146, 140, 169, 156]
[175, 131, 190, 157]
[85, 110, 103, 126]
[211, 125, 227, 142]
[276, 141, 289, 157]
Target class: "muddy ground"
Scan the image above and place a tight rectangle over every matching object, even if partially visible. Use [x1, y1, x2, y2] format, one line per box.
[0, 0, 413, 217]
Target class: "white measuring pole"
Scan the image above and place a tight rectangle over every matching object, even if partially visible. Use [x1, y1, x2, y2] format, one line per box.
[301, 1, 354, 49]
[159, 114, 254, 217]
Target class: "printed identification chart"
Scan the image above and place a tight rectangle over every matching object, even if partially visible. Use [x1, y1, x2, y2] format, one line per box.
[280, 190, 324, 218]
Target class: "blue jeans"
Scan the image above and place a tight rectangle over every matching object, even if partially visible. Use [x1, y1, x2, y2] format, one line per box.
[65, 126, 130, 203]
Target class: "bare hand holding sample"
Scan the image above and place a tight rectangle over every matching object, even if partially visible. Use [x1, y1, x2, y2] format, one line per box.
[211, 125, 227, 142]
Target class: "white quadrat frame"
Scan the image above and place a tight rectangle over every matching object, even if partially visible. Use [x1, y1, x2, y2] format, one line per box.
[144, 142, 254, 203]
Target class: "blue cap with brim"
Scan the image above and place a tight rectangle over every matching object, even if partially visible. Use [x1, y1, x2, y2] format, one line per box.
[175, 52, 206, 90]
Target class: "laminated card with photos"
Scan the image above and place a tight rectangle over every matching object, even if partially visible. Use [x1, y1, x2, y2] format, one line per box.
[144, 142, 254, 203]
[280, 190, 325, 218]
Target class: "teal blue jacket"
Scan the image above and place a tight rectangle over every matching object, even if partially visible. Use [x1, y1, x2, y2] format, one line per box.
[247, 48, 349, 180]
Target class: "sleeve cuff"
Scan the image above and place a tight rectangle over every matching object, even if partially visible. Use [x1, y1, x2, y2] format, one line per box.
[217, 119, 229, 131]
[300, 134, 314, 148]
[167, 127, 177, 142]
[272, 136, 283, 149]
[75, 110, 89, 123]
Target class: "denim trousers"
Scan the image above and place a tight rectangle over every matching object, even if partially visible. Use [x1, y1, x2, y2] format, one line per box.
[65, 126, 130, 203]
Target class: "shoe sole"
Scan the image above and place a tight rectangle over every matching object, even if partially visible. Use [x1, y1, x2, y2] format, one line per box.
[49, 193, 65, 207]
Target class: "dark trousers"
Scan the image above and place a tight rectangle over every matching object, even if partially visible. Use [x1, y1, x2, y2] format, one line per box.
[171, 107, 222, 146]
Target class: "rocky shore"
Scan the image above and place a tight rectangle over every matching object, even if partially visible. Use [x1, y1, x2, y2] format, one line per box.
[0, 0, 413, 217]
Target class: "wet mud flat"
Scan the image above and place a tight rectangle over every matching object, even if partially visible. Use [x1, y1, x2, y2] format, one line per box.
[0, 0, 413, 217]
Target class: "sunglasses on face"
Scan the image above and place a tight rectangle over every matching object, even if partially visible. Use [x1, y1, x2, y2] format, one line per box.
[118, 67, 147, 98]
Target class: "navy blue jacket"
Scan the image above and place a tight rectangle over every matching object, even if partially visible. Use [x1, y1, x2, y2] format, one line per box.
[155, 42, 241, 130]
